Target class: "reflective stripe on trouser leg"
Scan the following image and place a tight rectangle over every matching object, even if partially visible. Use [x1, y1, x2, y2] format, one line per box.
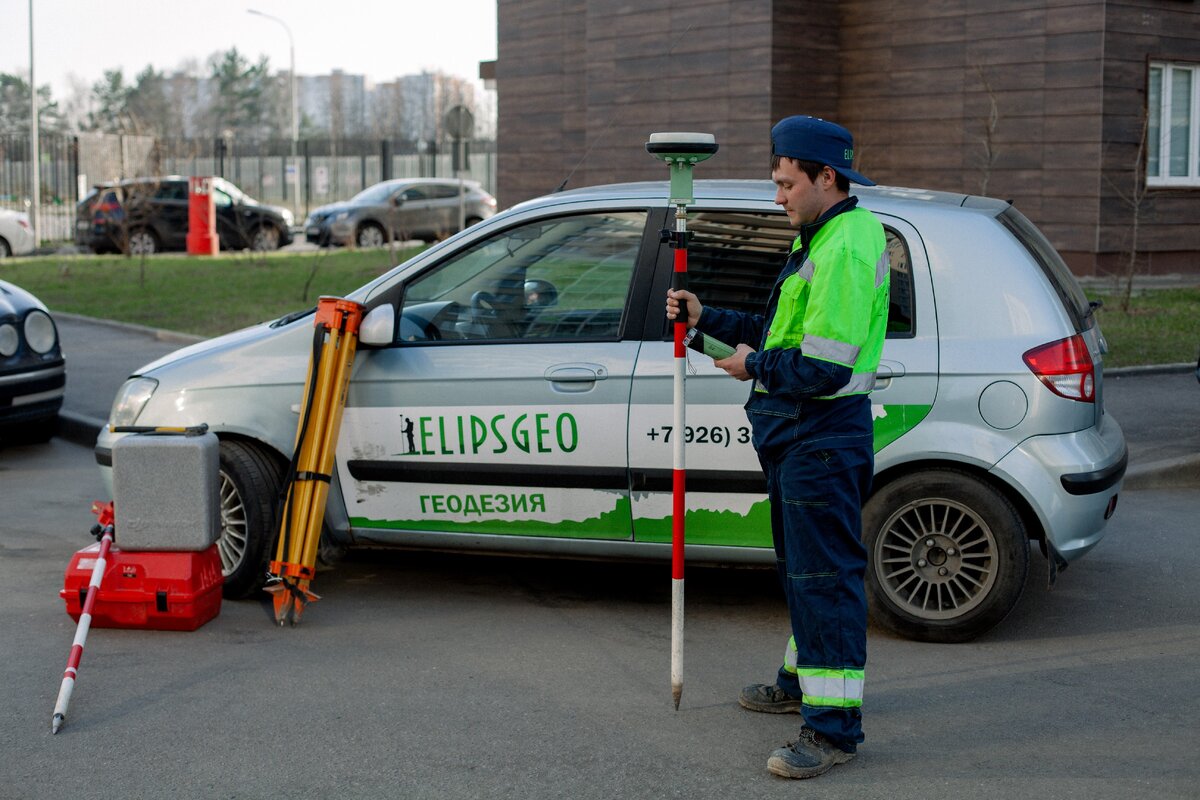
[781, 636, 864, 708]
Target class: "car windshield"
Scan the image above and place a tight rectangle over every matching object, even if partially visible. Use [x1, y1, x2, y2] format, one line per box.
[352, 182, 403, 205]
[213, 179, 253, 206]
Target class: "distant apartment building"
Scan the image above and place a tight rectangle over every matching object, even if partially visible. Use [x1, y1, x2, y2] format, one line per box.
[148, 69, 487, 145]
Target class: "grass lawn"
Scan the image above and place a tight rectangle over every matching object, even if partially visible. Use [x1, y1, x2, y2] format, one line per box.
[0, 246, 423, 338]
[2, 248, 1196, 367]
[1086, 287, 1200, 368]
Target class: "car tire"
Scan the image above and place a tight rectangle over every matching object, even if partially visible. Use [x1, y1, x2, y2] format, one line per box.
[218, 439, 285, 599]
[127, 228, 159, 255]
[863, 468, 1029, 643]
[250, 225, 281, 251]
[0, 238, 11, 258]
[356, 223, 386, 249]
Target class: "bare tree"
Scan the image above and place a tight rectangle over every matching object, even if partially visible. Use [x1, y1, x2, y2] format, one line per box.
[973, 65, 1001, 196]
[1105, 111, 1153, 312]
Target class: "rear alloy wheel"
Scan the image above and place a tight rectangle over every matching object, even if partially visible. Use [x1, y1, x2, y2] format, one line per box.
[127, 229, 159, 255]
[863, 469, 1029, 643]
[250, 225, 281, 251]
[217, 440, 285, 598]
[356, 223, 386, 248]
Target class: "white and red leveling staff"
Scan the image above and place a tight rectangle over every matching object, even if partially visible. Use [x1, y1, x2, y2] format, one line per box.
[51, 501, 115, 734]
[646, 132, 718, 710]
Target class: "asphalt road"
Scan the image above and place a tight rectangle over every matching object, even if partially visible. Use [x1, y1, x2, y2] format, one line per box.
[0, 437, 1198, 799]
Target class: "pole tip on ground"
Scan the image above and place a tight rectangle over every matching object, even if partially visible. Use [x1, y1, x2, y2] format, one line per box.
[672, 685, 682, 711]
[51, 714, 64, 735]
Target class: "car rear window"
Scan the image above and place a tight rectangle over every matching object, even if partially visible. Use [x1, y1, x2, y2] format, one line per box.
[681, 210, 915, 337]
[997, 207, 1093, 332]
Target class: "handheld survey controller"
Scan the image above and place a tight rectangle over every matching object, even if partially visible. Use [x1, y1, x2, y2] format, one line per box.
[683, 327, 736, 360]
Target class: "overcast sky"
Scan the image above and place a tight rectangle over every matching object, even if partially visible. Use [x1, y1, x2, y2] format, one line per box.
[3, 0, 498, 100]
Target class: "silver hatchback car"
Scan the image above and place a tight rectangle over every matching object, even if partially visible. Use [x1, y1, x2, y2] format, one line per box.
[97, 180, 1126, 642]
[305, 178, 497, 247]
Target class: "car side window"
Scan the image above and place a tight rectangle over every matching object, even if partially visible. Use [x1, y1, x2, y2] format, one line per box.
[213, 189, 233, 208]
[401, 187, 430, 202]
[153, 184, 187, 202]
[399, 211, 647, 343]
[430, 184, 462, 199]
[681, 210, 915, 338]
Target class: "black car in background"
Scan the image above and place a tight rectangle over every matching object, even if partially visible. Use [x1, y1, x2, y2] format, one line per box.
[75, 177, 295, 255]
[0, 279, 64, 443]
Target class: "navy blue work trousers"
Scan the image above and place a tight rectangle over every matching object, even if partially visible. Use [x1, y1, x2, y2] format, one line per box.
[762, 443, 872, 751]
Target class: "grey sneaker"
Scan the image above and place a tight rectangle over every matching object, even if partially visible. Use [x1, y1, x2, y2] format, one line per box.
[766, 726, 856, 779]
[738, 683, 804, 714]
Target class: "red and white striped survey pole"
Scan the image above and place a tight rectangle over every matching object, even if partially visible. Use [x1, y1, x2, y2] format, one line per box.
[646, 132, 718, 710]
[51, 501, 115, 734]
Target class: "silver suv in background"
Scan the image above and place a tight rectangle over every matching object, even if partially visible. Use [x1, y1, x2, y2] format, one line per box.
[304, 178, 497, 247]
[96, 180, 1126, 643]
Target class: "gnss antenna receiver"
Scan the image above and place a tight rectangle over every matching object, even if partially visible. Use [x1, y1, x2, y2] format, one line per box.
[646, 131, 717, 711]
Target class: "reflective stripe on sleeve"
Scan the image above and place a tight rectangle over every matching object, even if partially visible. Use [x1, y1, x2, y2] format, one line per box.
[801, 334, 860, 366]
[816, 370, 878, 398]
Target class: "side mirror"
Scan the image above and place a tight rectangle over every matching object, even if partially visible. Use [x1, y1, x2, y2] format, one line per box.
[359, 304, 396, 346]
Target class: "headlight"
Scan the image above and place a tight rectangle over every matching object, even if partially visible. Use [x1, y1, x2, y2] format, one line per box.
[282, 209, 295, 227]
[335, 211, 349, 221]
[24, 310, 57, 354]
[109, 377, 158, 427]
[0, 323, 18, 357]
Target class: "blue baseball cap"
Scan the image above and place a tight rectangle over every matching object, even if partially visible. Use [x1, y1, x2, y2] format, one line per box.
[770, 115, 874, 186]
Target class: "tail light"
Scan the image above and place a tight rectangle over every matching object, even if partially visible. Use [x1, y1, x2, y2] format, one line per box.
[1023, 334, 1095, 402]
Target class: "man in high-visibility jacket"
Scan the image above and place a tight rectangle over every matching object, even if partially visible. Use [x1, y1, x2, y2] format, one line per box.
[667, 115, 888, 779]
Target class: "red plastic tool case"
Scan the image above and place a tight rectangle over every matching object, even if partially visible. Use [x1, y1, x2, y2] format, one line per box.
[60, 542, 223, 631]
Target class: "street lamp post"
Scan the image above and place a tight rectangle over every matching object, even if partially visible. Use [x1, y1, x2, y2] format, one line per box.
[247, 9, 298, 206]
[28, 0, 40, 247]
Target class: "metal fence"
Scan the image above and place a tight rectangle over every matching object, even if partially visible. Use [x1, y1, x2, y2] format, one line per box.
[0, 133, 81, 244]
[1, 133, 497, 246]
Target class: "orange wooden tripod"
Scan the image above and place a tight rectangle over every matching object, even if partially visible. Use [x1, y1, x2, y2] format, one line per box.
[266, 297, 364, 625]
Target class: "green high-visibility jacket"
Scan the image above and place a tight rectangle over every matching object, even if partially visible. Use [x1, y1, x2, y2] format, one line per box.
[698, 196, 889, 456]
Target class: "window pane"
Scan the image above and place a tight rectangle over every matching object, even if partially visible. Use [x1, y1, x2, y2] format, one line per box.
[400, 211, 646, 342]
[1169, 67, 1192, 177]
[681, 210, 914, 338]
[1148, 66, 1162, 177]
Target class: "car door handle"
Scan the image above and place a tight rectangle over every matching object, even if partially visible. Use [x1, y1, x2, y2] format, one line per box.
[545, 364, 608, 392]
[874, 359, 906, 390]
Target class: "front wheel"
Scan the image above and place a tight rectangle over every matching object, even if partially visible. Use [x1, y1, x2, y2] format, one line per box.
[250, 225, 281, 251]
[127, 228, 159, 255]
[863, 468, 1029, 643]
[217, 440, 285, 598]
[356, 223, 386, 248]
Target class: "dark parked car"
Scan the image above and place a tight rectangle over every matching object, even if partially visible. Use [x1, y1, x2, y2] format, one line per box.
[75, 177, 295, 255]
[0, 279, 64, 442]
[304, 178, 496, 247]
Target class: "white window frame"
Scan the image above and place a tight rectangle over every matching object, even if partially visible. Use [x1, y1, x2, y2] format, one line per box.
[1148, 61, 1200, 187]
